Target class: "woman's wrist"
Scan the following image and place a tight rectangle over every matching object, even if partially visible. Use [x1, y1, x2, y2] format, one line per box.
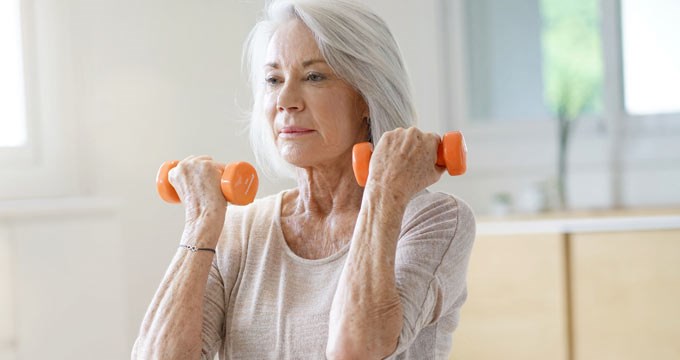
[182, 207, 226, 248]
[184, 202, 227, 223]
[178, 244, 216, 254]
[364, 181, 411, 212]
[357, 182, 410, 257]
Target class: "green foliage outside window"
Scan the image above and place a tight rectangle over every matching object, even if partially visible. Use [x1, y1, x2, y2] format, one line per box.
[540, 0, 603, 209]
[541, 0, 603, 119]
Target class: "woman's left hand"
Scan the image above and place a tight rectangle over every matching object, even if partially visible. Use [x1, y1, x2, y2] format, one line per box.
[366, 127, 445, 202]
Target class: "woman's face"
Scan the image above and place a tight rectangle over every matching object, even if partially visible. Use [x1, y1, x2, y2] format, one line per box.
[263, 19, 369, 169]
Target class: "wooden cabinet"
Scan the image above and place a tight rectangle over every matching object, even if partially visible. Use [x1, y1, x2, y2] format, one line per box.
[572, 230, 680, 360]
[449, 233, 569, 360]
[449, 215, 680, 360]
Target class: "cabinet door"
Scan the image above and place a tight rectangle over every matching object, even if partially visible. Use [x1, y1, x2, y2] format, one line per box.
[449, 234, 568, 360]
[572, 230, 680, 360]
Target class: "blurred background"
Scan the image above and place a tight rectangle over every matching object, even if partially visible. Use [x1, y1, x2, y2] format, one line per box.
[1, 0, 678, 359]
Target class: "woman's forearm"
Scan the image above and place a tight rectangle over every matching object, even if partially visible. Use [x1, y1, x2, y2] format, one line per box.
[132, 217, 223, 360]
[327, 184, 409, 359]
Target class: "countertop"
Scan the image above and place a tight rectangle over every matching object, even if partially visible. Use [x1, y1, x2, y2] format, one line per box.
[477, 207, 680, 235]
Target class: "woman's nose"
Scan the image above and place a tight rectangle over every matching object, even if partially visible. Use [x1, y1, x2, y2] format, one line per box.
[277, 81, 304, 112]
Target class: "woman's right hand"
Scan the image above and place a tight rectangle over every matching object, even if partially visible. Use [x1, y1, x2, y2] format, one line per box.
[366, 127, 445, 203]
[168, 155, 228, 243]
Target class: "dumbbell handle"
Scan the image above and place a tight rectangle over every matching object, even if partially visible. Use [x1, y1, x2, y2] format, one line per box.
[352, 131, 467, 187]
[156, 160, 259, 206]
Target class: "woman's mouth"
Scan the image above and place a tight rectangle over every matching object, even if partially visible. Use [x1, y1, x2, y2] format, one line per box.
[279, 126, 315, 138]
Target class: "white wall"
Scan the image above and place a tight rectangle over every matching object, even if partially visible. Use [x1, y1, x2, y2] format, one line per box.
[0, 200, 127, 360]
[2, 0, 679, 358]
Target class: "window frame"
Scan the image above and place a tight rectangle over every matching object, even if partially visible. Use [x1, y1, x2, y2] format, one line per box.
[0, 0, 80, 200]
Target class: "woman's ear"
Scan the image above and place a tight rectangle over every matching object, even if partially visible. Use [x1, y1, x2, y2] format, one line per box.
[364, 116, 373, 143]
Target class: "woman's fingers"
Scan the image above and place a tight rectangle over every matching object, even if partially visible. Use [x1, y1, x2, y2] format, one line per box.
[167, 155, 229, 211]
[368, 127, 444, 200]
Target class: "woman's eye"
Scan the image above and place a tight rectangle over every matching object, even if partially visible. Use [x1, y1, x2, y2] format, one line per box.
[265, 77, 281, 86]
[306, 72, 325, 82]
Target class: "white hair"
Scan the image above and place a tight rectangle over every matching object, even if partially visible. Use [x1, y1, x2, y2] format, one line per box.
[243, 0, 417, 179]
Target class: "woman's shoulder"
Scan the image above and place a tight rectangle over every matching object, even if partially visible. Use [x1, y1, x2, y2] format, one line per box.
[214, 190, 283, 260]
[216, 190, 283, 253]
[224, 190, 282, 227]
[406, 190, 474, 219]
[401, 190, 476, 241]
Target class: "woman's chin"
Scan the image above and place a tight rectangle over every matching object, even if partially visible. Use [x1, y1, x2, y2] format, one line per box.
[278, 148, 316, 168]
[277, 142, 350, 170]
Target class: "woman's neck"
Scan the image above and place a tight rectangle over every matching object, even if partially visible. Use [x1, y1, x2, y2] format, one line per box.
[286, 162, 364, 218]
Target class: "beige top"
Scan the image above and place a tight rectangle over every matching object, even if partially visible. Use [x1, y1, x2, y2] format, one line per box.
[200, 189, 476, 359]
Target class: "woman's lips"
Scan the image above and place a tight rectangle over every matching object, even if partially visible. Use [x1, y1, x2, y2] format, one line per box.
[279, 126, 315, 138]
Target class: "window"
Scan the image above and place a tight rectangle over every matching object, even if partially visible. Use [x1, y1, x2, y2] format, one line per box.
[461, 0, 603, 123]
[541, 0, 603, 120]
[450, 0, 680, 126]
[443, 0, 680, 211]
[621, 0, 680, 115]
[0, 0, 80, 199]
[0, 0, 27, 147]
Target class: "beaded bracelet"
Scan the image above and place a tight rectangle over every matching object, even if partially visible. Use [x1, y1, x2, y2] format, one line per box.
[178, 244, 216, 254]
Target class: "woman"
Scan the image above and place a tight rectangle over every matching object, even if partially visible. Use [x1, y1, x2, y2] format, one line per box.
[132, 0, 475, 359]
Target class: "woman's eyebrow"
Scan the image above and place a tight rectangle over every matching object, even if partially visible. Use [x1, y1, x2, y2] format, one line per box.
[264, 59, 327, 69]
[301, 59, 326, 67]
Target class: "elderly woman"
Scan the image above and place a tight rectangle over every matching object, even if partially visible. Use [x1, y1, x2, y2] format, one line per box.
[132, 0, 475, 359]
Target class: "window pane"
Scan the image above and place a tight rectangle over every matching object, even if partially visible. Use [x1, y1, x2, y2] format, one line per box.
[622, 0, 680, 115]
[463, 0, 603, 122]
[541, 0, 603, 120]
[464, 0, 548, 122]
[0, 0, 27, 147]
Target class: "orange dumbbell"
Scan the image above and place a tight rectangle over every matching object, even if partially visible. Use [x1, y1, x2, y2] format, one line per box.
[352, 131, 467, 187]
[155, 160, 259, 206]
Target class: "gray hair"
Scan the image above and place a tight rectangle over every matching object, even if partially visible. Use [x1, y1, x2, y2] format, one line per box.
[243, 0, 416, 179]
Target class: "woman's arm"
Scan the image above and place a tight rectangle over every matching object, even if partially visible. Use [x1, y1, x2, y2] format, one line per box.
[326, 184, 409, 359]
[327, 128, 445, 359]
[131, 213, 224, 360]
[132, 156, 229, 360]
